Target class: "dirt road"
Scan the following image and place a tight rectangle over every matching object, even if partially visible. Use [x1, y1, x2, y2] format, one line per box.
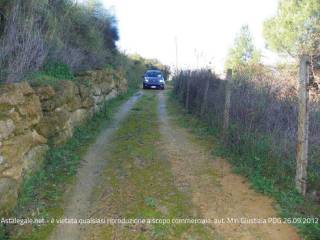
[158, 91, 300, 240]
[49, 90, 299, 239]
[49, 92, 142, 240]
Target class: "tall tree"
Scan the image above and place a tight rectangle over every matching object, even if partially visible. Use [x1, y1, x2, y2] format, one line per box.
[225, 25, 261, 71]
[263, 0, 320, 58]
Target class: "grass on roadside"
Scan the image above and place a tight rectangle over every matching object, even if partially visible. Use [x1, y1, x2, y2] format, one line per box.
[167, 91, 320, 240]
[2, 88, 137, 240]
[25, 62, 75, 87]
[87, 92, 216, 239]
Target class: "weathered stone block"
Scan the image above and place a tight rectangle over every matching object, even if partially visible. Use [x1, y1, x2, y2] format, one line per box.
[55, 81, 82, 112]
[36, 108, 73, 144]
[117, 77, 128, 93]
[22, 145, 49, 176]
[0, 69, 128, 217]
[0, 177, 18, 216]
[81, 97, 95, 109]
[0, 119, 15, 141]
[1, 165, 23, 181]
[16, 94, 43, 129]
[0, 84, 25, 106]
[15, 82, 34, 96]
[78, 84, 91, 99]
[0, 82, 43, 134]
[1, 130, 47, 170]
[104, 89, 118, 101]
[77, 69, 117, 96]
[93, 95, 105, 106]
[35, 85, 55, 101]
[70, 109, 89, 126]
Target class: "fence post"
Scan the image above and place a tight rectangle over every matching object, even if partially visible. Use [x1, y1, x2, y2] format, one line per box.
[185, 77, 191, 111]
[296, 55, 310, 196]
[200, 77, 210, 116]
[178, 72, 183, 95]
[223, 69, 232, 142]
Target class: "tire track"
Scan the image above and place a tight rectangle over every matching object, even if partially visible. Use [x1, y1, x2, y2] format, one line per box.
[158, 91, 300, 240]
[49, 91, 142, 240]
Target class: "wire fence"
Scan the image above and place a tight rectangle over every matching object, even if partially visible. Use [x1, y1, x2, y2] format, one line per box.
[173, 67, 320, 195]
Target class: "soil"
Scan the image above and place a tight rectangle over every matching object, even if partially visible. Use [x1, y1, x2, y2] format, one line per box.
[157, 91, 300, 240]
[48, 90, 300, 239]
[48, 92, 142, 240]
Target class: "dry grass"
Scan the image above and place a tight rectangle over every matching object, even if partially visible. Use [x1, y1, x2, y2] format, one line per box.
[171, 69, 320, 238]
[172, 67, 320, 219]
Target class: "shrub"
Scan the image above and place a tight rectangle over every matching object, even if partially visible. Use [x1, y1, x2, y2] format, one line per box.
[42, 62, 73, 79]
[0, 0, 48, 83]
[0, 0, 120, 83]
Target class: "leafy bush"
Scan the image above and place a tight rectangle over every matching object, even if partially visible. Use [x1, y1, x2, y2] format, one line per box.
[42, 62, 73, 80]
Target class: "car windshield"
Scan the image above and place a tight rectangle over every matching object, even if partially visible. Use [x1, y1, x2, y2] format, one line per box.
[146, 71, 162, 78]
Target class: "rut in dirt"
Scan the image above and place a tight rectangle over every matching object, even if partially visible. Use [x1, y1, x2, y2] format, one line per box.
[49, 92, 142, 240]
[49, 90, 300, 240]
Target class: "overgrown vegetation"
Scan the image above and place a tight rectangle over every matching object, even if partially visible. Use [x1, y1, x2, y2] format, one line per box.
[171, 1, 320, 238]
[172, 70, 320, 239]
[0, 89, 136, 240]
[263, 0, 320, 58]
[0, 2, 170, 238]
[0, 0, 119, 83]
[24, 62, 75, 87]
[263, 0, 320, 89]
[114, 53, 171, 89]
[0, 0, 170, 84]
[86, 93, 215, 239]
[225, 25, 261, 71]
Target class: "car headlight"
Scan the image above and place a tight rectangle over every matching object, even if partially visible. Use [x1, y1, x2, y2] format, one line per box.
[159, 79, 164, 83]
[144, 78, 149, 82]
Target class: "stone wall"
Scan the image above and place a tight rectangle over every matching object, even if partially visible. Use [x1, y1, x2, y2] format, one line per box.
[0, 69, 127, 215]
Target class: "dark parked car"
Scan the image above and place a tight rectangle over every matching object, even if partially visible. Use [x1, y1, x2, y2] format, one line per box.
[143, 70, 165, 90]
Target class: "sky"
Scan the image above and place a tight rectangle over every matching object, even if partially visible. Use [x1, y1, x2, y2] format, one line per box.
[100, 0, 280, 73]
